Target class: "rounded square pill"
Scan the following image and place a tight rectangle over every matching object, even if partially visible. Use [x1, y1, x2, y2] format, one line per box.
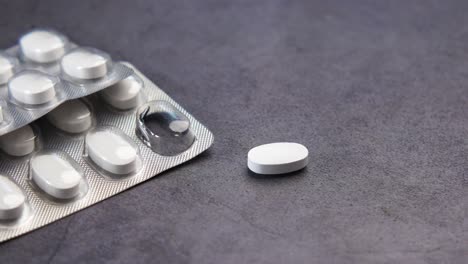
[20, 29, 68, 63]
[8, 70, 57, 105]
[0, 53, 17, 85]
[100, 75, 144, 110]
[61, 47, 110, 79]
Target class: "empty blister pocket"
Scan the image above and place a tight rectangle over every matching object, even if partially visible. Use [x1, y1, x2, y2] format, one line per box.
[136, 100, 195, 156]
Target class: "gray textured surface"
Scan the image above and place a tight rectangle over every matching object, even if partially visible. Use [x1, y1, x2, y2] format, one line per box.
[0, 1, 466, 263]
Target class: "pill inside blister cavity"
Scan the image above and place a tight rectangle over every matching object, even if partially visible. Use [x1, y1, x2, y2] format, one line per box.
[0, 105, 4, 124]
[100, 75, 144, 110]
[85, 128, 141, 175]
[136, 100, 195, 156]
[0, 176, 26, 221]
[30, 151, 85, 199]
[61, 47, 110, 79]
[0, 54, 17, 85]
[19, 29, 68, 63]
[8, 70, 57, 105]
[0, 125, 36, 156]
[47, 100, 92, 133]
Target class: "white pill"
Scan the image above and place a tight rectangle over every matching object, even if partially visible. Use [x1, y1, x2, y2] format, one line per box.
[0, 55, 15, 85]
[8, 71, 56, 105]
[0, 176, 25, 220]
[20, 30, 67, 63]
[31, 153, 83, 199]
[47, 100, 92, 133]
[169, 120, 190, 133]
[86, 129, 140, 175]
[61, 48, 109, 79]
[100, 76, 143, 110]
[0, 125, 36, 156]
[248, 142, 309, 175]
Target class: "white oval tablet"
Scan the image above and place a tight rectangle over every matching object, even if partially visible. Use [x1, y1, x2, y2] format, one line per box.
[101, 76, 143, 109]
[8, 71, 56, 105]
[85, 129, 140, 175]
[20, 30, 67, 63]
[0, 55, 16, 85]
[248, 142, 308, 175]
[0, 176, 25, 220]
[0, 125, 36, 156]
[61, 48, 109, 79]
[31, 153, 83, 199]
[47, 100, 92, 133]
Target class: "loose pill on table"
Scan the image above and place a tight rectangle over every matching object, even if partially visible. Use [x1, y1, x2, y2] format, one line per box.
[85, 129, 140, 175]
[0, 125, 36, 156]
[247, 142, 309, 175]
[8, 71, 57, 105]
[19, 30, 67, 63]
[30, 153, 83, 199]
[0, 54, 16, 85]
[0, 176, 26, 220]
[100, 75, 143, 110]
[47, 100, 92, 133]
[61, 48, 109, 79]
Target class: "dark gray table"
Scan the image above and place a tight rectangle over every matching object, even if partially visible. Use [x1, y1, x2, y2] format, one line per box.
[0, 1, 466, 263]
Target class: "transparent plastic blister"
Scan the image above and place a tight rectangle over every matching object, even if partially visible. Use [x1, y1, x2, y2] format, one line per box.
[0, 124, 39, 157]
[0, 63, 214, 242]
[100, 74, 147, 111]
[46, 99, 95, 134]
[136, 100, 195, 156]
[7, 70, 64, 109]
[84, 126, 143, 178]
[0, 28, 133, 137]
[29, 150, 88, 201]
[19, 29, 71, 63]
[0, 175, 32, 227]
[0, 52, 19, 85]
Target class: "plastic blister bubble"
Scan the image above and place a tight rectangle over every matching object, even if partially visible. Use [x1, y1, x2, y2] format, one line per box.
[84, 126, 143, 178]
[19, 29, 70, 64]
[136, 100, 195, 156]
[29, 150, 88, 201]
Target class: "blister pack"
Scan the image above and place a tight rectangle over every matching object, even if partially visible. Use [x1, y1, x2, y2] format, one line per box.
[0, 62, 214, 242]
[0, 29, 133, 136]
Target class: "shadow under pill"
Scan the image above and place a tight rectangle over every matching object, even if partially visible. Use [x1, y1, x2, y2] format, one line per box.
[247, 167, 308, 180]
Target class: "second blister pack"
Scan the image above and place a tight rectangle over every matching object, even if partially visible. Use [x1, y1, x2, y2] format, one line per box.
[0, 28, 133, 136]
